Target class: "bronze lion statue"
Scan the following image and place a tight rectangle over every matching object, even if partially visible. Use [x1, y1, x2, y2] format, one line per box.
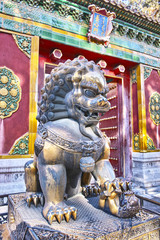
[25, 58, 139, 224]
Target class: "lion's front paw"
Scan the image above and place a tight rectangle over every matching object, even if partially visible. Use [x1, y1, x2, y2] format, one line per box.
[99, 178, 140, 218]
[26, 192, 44, 207]
[82, 184, 101, 197]
[43, 202, 77, 224]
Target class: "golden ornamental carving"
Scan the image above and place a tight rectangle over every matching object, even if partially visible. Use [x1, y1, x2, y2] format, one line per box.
[0, 67, 21, 119]
[149, 92, 160, 125]
[9, 133, 29, 155]
[133, 133, 156, 150]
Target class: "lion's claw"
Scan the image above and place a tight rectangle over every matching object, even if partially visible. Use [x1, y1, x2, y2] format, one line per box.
[82, 185, 101, 197]
[26, 193, 44, 207]
[99, 178, 140, 218]
[46, 206, 77, 224]
[71, 207, 77, 220]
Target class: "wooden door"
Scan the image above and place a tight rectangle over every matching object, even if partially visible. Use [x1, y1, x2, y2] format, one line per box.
[99, 77, 123, 177]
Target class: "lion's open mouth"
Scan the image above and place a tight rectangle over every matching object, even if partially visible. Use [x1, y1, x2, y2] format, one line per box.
[76, 105, 100, 120]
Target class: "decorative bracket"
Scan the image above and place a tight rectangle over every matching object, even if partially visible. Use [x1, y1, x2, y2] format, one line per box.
[87, 5, 116, 47]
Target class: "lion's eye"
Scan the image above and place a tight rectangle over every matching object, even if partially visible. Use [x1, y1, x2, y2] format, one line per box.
[84, 89, 96, 98]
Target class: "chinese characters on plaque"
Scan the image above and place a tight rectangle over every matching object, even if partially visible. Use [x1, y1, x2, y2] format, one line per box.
[88, 5, 116, 47]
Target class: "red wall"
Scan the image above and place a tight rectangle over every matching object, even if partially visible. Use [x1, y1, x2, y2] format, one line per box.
[0, 32, 30, 154]
[145, 69, 160, 149]
[132, 82, 139, 134]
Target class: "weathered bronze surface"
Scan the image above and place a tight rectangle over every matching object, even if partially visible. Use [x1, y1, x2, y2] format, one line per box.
[25, 58, 139, 224]
[8, 193, 160, 240]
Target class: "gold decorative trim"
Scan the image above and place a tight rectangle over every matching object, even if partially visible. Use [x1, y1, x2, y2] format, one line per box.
[0, 155, 32, 159]
[29, 36, 39, 154]
[9, 132, 29, 155]
[0, 13, 87, 41]
[0, 13, 138, 57]
[0, 66, 21, 119]
[149, 91, 160, 125]
[137, 64, 147, 152]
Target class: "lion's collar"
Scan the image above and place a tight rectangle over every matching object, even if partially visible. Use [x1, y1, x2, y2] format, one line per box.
[38, 123, 105, 154]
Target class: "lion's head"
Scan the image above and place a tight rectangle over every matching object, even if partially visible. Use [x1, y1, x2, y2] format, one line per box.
[37, 58, 110, 139]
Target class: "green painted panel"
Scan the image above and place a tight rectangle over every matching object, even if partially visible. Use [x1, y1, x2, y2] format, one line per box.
[110, 35, 160, 59]
[79, 26, 88, 36]
[66, 37, 79, 46]
[79, 40, 90, 49]
[1, 16, 160, 68]
[41, 30, 52, 39]
[2, 0, 88, 36]
[3, 19, 23, 33]
[1, 0, 160, 61]
[51, 33, 66, 43]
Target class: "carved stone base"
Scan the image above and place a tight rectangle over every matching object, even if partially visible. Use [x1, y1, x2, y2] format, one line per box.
[8, 193, 160, 240]
[132, 152, 160, 194]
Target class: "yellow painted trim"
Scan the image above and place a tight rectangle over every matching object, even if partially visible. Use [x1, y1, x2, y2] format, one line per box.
[29, 36, 39, 154]
[104, 74, 123, 80]
[0, 13, 141, 57]
[0, 155, 33, 159]
[44, 62, 58, 69]
[137, 64, 147, 152]
[130, 69, 134, 151]
[0, 13, 87, 41]
[0, 28, 31, 37]
[110, 44, 133, 54]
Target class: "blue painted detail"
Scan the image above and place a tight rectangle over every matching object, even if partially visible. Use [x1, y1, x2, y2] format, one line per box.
[91, 13, 108, 37]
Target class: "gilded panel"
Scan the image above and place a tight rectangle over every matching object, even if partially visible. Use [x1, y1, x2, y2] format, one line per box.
[0, 67, 21, 119]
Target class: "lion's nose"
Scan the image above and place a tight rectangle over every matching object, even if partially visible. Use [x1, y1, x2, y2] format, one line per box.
[98, 98, 109, 107]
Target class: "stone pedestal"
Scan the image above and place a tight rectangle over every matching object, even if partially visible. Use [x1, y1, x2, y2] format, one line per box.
[8, 193, 160, 240]
[0, 158, 31, 196]
[132, 152, 160, 195]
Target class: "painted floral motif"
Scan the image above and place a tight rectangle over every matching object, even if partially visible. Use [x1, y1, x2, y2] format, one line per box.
[0, 67, 21, 119]
[133, 134, 139, 150]
[130, 68, 137, 83]
[9, 133, 29, 155]
[149, 92, 160, 125]
[133, 133, 156, 150]
[13, 35, 31, 58]
[144, 66, 152, 80]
